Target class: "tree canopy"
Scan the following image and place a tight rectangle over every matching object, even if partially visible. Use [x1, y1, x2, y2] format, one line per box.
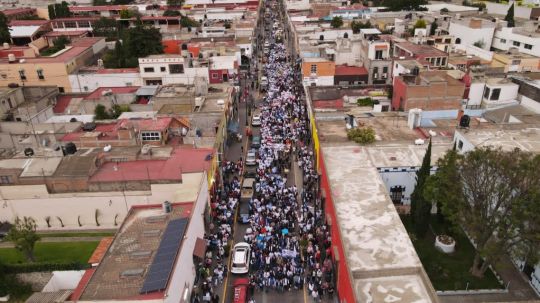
[92, 17, 119, 41]
[48, 1, 71, 19]
[351, 20, 371, 34]
[330, 16, 344, 29]
[167, 0, 184, 6]
[163, 9, 182, 16]
[383, 0, 427, 11]
[103, 18, 164, 68]
[505, 3, 515, 27]
[425, 147, 540, 277]
[0, 12, 11, 44]
[6, 217, 40, 262]
[410, 139, 432, 237]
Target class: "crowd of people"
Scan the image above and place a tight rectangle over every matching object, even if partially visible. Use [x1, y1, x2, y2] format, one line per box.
[242, 5, 335, 302]
[194, 1, 335, 302]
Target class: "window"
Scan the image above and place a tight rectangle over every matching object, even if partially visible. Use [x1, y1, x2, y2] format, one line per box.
[83, 86, 88, 91]
[64, 21, 76, 28]
[375, 50, 383, 59]
[212, 73, 218, 79]
[169, 64, 184, 74]
[160, 66, 166, 72]
[0, 175, 12, 184]
[144, 67, 155, 73]
[19, 69, 26, 80]
[500, 38, 506, 43]
[383, 66, 388, 74]
[513, 41, 521, 47]
[483, 87, 490, 99]
[59, 87, 65, 93]
[490, 88, 501, 101]
[141, 131, 161, 141]
[78, 21, 90, 27]
[436, 57, 441, 66]
[457, 140, 463, 150]
[373, 67, 378, 77]
[455, 38, 461, 44]
[389, 186, 405, 204]
[310, 64, 317, 74]
[524, 44, 533, 50]
[512, 59, 521, 65]
[441, 57, 447, 66]
[37, 69, 44, 80]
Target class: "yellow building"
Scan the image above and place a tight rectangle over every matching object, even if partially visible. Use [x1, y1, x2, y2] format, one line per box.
[491, 51, 540, 73]
[0, 37, 106, 92]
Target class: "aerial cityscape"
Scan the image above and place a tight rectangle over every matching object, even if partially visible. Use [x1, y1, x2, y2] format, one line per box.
[0, 0, 539, 302]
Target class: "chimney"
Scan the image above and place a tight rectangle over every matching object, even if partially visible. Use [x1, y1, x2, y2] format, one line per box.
[469, 18, 482, 29]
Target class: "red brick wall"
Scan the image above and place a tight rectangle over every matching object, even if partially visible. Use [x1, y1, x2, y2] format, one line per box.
[319, 149, 356, 303]
[392, 77, 407, 111]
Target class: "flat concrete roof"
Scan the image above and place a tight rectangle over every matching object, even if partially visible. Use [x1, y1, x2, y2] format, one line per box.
[459, 128, 540, 153]
[322, 144, 438, 302]
[20, 157, 62, 177]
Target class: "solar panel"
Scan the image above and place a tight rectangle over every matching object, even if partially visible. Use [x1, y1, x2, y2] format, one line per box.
[140, 217, 188, 294]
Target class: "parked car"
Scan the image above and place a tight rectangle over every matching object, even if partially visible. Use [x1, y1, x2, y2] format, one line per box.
[251, 114, 261, 127]
[246, 149, 257, 166]
[231, 242, 251, 274]
[251, 135, 261, 149]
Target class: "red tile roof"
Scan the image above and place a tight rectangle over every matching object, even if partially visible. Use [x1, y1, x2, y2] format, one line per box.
[84, 86, 140, 100]
[2, 7, 35, 16]
[89, 147, 213, 183]
[335, 65, 368, 76]
[60, 123, 117, 142]
[69, 268, 96, 301]
[87, 237, 113, 264]
[9, 19, 49, 26]
[44, 30, 88, 37]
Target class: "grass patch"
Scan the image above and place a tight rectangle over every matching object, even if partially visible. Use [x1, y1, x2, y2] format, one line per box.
[37, 232, 115, 238]
[0, 242, 99, 264]
[401, 215, 503, 291]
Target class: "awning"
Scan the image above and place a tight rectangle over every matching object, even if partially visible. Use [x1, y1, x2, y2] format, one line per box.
[136, 86, 159, 96]
[193, 237, 206, 259]
[228, 121, 239, 133]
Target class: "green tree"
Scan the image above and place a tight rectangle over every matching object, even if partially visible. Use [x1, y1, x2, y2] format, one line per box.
[425, 147, 540, 277]
[0, 12, 11, 44]
[351, 20, 371, 34]
[47, 4, 56, 19]
[383, 0, 427, 11]
[473, 39, 485, 48]
[6, 217, 40, 262]
[93, 0, 108, 5]
[410, 138, 432, 237]
[119, 8, 133, 19]
[330, 16, 343, 29]
[123, 18, 164, 65]
[167, 0, 184, 7]
[505, 3, 515, 27]
[92, 17, 119, 41]
[163, 9, 181, 16]
[94, 104, 110, 120]
[110, 104, 131, 118]
[429, 21, 438, 36]
[180, 16, 199, 28]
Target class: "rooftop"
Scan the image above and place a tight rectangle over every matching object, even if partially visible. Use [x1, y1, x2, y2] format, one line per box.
[335, 65, 368, 76]
[79, 203, 193, 301]
[88, 147, 213, 183]
[459, 128, 540, 153]
[84, 86, 140, 100]
[395, 42, 448, 58]
[0, 37, 104, 64]
[322, 144, 438, 302]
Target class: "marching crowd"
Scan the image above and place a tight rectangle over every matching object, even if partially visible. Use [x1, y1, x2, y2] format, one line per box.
[194, 2, 334, 302]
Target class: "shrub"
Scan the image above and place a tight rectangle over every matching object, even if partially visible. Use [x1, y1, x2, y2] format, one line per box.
[347, 127, 376, 144]
[357, 97, 374, 106]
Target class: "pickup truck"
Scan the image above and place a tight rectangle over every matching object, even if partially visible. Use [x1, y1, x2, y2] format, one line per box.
[241, 178, 256, 201]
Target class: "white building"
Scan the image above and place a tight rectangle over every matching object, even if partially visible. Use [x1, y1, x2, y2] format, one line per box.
[492, 23, 540, 57]
[449, 18, 496, 51]
[69, 68, 143, 93]
[138, 55, 209, 86]
[481, 78, 519, 108]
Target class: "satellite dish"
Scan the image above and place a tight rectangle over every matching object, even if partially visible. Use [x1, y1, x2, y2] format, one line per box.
[24, 148, 34, 157]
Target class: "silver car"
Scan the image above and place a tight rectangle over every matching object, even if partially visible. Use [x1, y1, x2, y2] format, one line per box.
[246, 149, 257, 166]
[231, 242, 251, 274]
